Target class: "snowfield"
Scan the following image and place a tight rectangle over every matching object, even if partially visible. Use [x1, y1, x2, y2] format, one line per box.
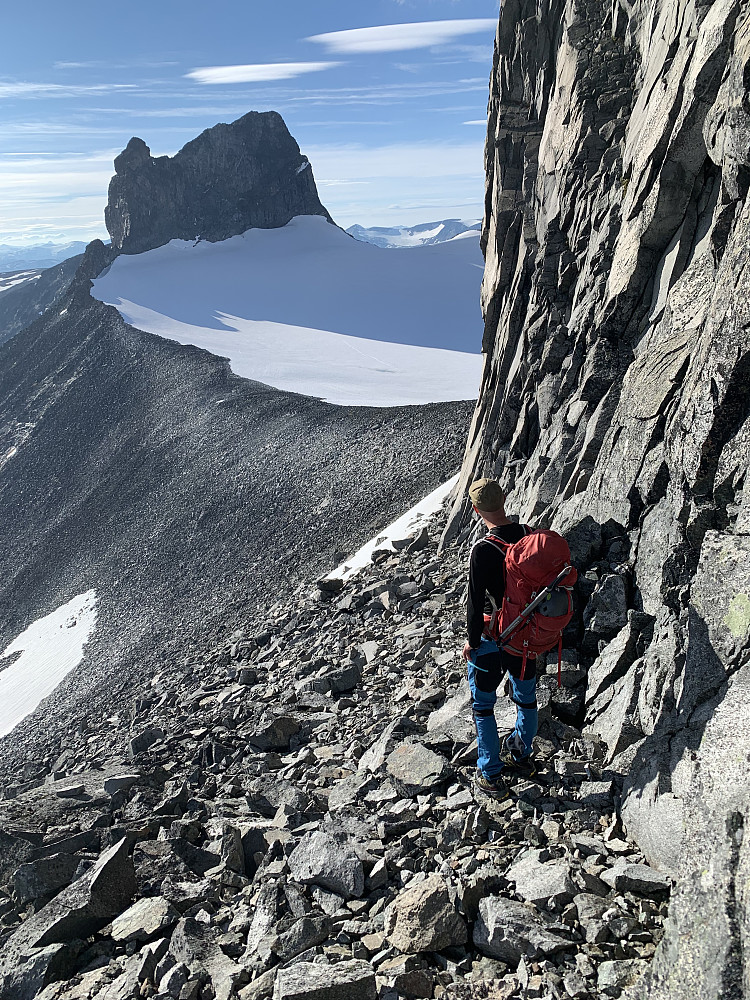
[91, 215, 484, 407]
[326, 473, 460, 581]
[0, 590, 98, 737]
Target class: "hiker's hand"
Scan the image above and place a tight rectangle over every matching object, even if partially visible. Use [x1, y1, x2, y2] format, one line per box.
[462, 642, 475, 662]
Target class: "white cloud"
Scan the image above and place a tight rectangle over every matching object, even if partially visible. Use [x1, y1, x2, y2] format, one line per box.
[307, 19, 497, 54]
[54, 59, 179, 70]
[186, 62, 341, 85]
[0, 81, 137, 99]
[463, 119, 487, 125]
[0, 151, 113, 242]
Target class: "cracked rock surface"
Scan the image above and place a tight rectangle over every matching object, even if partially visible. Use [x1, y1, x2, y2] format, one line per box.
[446, 0, 750, 995]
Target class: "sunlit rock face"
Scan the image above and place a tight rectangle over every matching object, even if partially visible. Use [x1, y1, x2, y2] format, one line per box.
[105, 110, 333, 254]
[448, 2, 750, 995]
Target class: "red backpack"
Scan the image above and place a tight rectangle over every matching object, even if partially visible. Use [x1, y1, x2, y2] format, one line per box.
[480, 527, 578, 684]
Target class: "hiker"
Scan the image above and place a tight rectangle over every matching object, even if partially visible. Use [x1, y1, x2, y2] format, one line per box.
[462, 478, 576, 799]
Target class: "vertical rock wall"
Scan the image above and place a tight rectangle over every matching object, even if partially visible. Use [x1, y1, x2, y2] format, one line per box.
[450, 1, 750, 994]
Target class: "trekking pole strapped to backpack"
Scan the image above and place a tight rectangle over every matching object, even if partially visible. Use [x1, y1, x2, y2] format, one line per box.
[479, 527, 578, 685]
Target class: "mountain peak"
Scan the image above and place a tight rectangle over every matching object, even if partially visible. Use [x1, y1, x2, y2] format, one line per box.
[104, 111, 332, 254]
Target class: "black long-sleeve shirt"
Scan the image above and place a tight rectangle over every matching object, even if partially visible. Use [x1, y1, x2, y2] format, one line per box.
[467, 522, 528, 649]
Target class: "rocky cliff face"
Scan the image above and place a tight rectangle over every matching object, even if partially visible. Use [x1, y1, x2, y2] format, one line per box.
[448, 1, 750, 995]
[105, 111, 332, 254]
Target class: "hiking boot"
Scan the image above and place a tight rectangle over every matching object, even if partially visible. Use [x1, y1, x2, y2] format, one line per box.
[474, 770, 510, 800]
[499, 747, 538, 779]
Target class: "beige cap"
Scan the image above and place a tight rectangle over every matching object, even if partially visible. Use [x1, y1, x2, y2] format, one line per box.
[469, 478, 505, 512]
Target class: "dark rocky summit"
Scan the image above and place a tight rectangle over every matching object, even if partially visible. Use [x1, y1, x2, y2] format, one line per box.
[444, 1, 750, 996]
[105, 112, 333, 254]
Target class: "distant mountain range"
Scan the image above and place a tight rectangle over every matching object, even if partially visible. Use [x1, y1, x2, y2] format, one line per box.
[0, 241, 88, 272]
[346, 219, 481, 248]
[0, 219, 481, 271]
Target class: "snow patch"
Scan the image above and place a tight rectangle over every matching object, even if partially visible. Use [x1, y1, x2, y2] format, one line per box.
[327, 473, 459, 581]
[91, 215, 483, 407]
[0, 591, 98, 737]
[0, 271, 41, 295]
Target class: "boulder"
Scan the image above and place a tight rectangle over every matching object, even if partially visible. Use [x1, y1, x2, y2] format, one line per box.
[250, 714, 300, 751]
[13, 852, 81, 904]
[273, 960, 376, 1000]
[0, 942, 81, 1000]
[385, 742, 448, 794]
[110, 895, 180, 942]
[0, 829, 39, 882]
[287, 830, 364, 899]
[0, 838, 136, 962]
[272, 915, 330, 961]
[384, 875, 467, 953]
[506, 853, 577, 908]
[601, 862, 671, 897]
[473, 896, 571, 963]
[597, 958, 648, 995]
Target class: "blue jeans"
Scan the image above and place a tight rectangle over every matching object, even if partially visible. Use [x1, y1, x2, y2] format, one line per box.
[467, 638, 538, 778]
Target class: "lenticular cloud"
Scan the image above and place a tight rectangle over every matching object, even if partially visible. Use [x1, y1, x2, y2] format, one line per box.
[307, 19, 498, 54]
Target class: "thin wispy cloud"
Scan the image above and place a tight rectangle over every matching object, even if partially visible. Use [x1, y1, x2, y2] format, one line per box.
[0, 81, 138, 99]
[463, 119, 487, 125]
[306, 19, 497, 54]
[186, 62, 341, 85]
[305, 141, 483, 180]
[54, 60, 179, 70]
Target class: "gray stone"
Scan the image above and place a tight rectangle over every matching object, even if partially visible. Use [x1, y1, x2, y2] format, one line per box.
[597, 958, 648, 995]
[384, 875, 467, 953]
[13, 852, 81, 904]
[103, 773, 141, 795]
[601, 863, 671, 897]
[0, 829, 39, 882]
[272, 914, 330, 960]
[506, 853, 576, 908]
[128, 726, 165, 758]
[0, 942, 80, 1000]
[473, 896, 571, 963]
[110, 895, 180, 942]
[287, 830, 364, 899]
[273, 960, 377, 1000]
[0, 838, 136, 963]
[358, 719, 400, 773]
[250, 715, 300, 751]
[586, 613, 654, 705]
[385, 742, 448, 794]
[578, 780, 615, 811]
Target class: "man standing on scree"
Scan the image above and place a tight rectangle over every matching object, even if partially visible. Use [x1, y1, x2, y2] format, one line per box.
[462, 478, 539, 799]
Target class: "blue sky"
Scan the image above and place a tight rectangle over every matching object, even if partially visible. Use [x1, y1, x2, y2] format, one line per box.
[0, 0, 499, 245]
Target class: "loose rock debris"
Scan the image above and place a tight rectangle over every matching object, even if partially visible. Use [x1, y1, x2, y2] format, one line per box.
[0, 515, 670, 999]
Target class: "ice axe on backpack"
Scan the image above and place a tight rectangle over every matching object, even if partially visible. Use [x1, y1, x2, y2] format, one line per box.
[494, 563, 574, 686]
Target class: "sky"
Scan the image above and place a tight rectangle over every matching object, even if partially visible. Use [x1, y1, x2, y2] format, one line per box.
[0, 0, 499, 245]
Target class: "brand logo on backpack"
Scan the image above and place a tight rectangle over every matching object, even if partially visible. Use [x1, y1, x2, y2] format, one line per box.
[480, 528, 578, 684]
